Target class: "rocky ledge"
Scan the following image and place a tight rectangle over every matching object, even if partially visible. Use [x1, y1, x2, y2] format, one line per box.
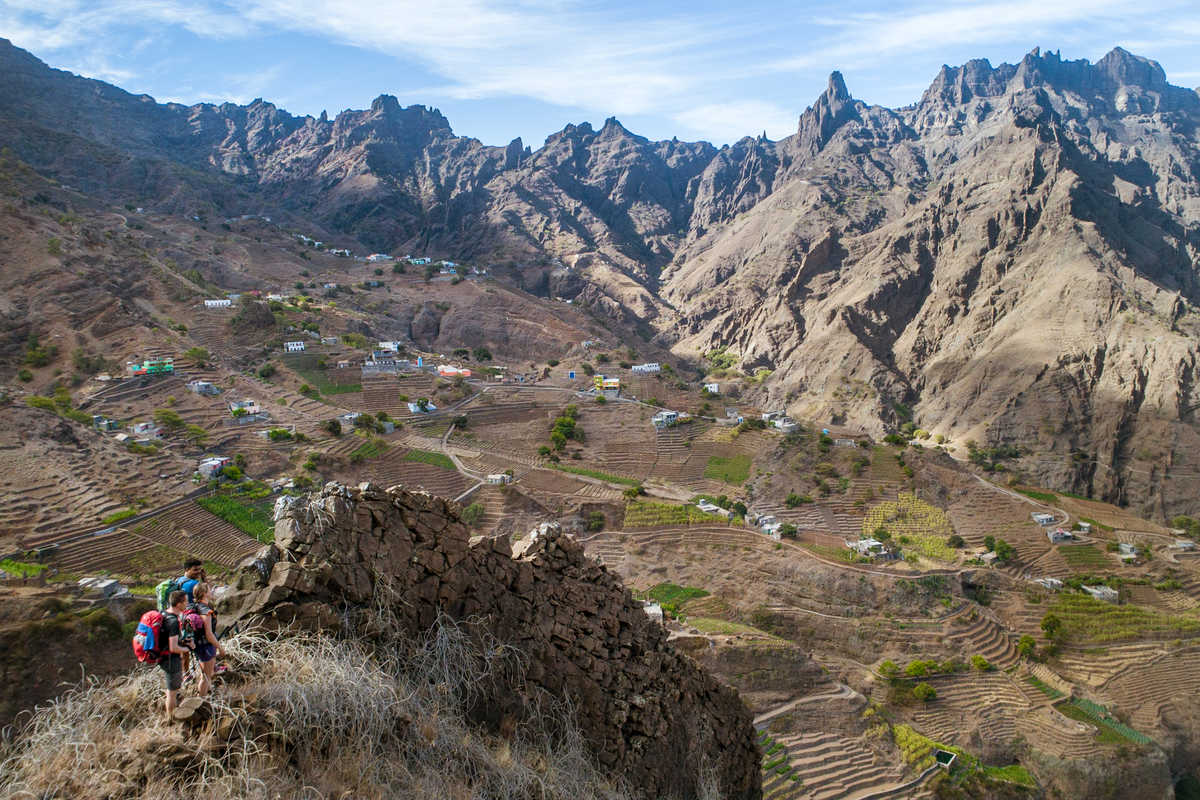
[221, 482, 761, 800]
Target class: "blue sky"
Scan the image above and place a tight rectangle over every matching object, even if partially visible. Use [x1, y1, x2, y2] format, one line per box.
[3, 0, 1200, 147]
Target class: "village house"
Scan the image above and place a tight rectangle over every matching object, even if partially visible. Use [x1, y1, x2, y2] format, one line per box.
[642, 601, 664, 625]
[696, 500, 733, 520]
[409, 257, 432, 265]
[437, 364, 471, 378]
[1046, 528, 1073, 544]
[130, 421, 163, 440]
[1078, 521, 1092, 534]
[847, 538, 885, 558]
[631, 362, 661, 375]
[651, 409, 679, 428]
[92, 415, 118, 432]
[407, 401, 437, 414]
[321, 336, 339, 345]
[761, 410, 784, 422]
[229, 399, 262, 416]
[284, 341, 306, 352]
[1082, 584, 1119, 604]
[266, 293, 287, 302]
[197, 456, 232, 479]
[323, 282, 338, 290]
[702, 382, 720, 394]
[1034, 577, 1064, 591]
[336, 360, 351, 369]
[367, 253, 392, 262]
[1031, 512, 1055, 526]
[378, 341, 403, 353]
[329, 248, 351, 257]
[773, 417, 799, 434]
[204, 298, 232, 309]
[486, 473, 512, 485]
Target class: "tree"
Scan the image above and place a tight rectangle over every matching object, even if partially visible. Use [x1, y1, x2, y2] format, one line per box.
[874, 526, 892, 542]
[154, 408, 185, 430]
[550, 430, 567, 450]
[587, 511, 606, 532]
[879, 660, 900, 679]
[778, 523, 798, 539]
[472, 346, 492, 361]
[994, 538, 1016, 562]
[417, 398, 430, 412]
[219, 464, 243, 482]
[184, 346, 210, 367]
[947, 534, 965, 548]
[971, 655, 993, 671]
[1017, 635, 1036, 659]
[184, 424, 208, 446]
[983, 535, 996, 552]
[912, 682, 937, 702]
[461, 502, 485, 527]
[323, 418, 342, 437]
[1041, 613, 1064, 641]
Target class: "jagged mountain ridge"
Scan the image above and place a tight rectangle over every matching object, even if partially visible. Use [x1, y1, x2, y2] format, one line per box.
[2, 39, 1200, 518]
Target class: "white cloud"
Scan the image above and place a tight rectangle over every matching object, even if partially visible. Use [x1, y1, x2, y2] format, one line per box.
[674, 100, 797, 144]
[2, 0, 1200, 143]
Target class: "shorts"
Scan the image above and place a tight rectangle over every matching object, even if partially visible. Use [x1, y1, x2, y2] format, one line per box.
[195, 642, 216, 663]
[159, 659, 182, 691]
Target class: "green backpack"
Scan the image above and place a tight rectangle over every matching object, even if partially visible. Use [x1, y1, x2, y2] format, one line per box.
[154, 576, 184, 611]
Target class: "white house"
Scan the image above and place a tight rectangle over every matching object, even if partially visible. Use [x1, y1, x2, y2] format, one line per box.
[378, 341, 403, 353]
[702, 382, 719, 394]
[1078, 521, 1092, 534]
[321, 336, 339, 345]
[367, 253, 392, 262]
[1118, 542, 1136, 556]
[773, 417, 799, 434]
[486, 473, 512, 485]
[631, 362, 661, 375]
[1047, 528, 1073, 544]
[407, 401, 437, 414]
[130, 421, 163, 440]
[847, 538, 885, 557]
[186, 380, 220, 396]
[229, 399, 262, 416]
[285, 341, 306, 352]
[323, 282, 338, 290]
[651, 409, 679, 428]
[266, 294, 286, 302]
[1082, 585, 1119, 604]
[762, 410, 784, 422]
[1034, 577, 1064, 591]
[204, 299, 232, 309]
[696, 501, 733, 520]
[329, 248, 352, 257]
[198, 456, 232, 479]
[1031, 512, 1055, 526]
[409, 257, 432, 265]
[643, 601, 664, 625]
[1173, 539, 1197, 551]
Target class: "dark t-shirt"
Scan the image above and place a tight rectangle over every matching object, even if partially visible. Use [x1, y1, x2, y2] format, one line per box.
[160, 612, 184, 670]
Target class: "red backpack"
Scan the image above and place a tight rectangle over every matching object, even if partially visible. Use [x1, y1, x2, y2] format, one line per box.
[132, 610, 166, 664]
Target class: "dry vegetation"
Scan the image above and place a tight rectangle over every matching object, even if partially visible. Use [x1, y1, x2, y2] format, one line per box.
[0, 613, 662, 800]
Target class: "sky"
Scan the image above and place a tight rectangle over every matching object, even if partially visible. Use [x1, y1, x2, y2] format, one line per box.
[2, 0, 1200, 148]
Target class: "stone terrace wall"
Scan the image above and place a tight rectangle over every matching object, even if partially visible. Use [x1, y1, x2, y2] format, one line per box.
[221, 482, 761, 800]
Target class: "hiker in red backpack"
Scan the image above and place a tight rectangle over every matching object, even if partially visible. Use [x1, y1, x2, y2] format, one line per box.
[188, 583, 224, 696]
[160, 590, 195, 719]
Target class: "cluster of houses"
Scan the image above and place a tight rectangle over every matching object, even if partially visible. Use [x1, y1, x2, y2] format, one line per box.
[197, 455, 232, 479]
[630, 362, 660, 375]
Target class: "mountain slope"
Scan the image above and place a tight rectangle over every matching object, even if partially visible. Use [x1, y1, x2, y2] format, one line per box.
[2, 40, 1199, 518]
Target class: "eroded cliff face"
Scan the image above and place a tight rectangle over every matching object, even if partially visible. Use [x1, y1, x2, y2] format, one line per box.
[221, 483, 761, 800]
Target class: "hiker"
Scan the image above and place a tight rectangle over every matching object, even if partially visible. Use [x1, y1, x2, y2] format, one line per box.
[189, 583, 225, 696]
[179, 558, 205, 603]
[156, 558, 206, 610]
[160, 590, 194, 719]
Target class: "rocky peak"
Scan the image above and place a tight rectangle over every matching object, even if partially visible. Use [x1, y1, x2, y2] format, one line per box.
[794, 70, 860, 155]
[221, 483, 761, 800]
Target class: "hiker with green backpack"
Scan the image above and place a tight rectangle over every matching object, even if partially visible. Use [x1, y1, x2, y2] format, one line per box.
[156, 559, 205, 677]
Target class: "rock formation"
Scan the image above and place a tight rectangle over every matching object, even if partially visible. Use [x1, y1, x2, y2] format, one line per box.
[221, 482, 761, 800]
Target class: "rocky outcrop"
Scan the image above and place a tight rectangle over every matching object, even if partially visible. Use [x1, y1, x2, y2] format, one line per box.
[221, 483, 761, 800]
